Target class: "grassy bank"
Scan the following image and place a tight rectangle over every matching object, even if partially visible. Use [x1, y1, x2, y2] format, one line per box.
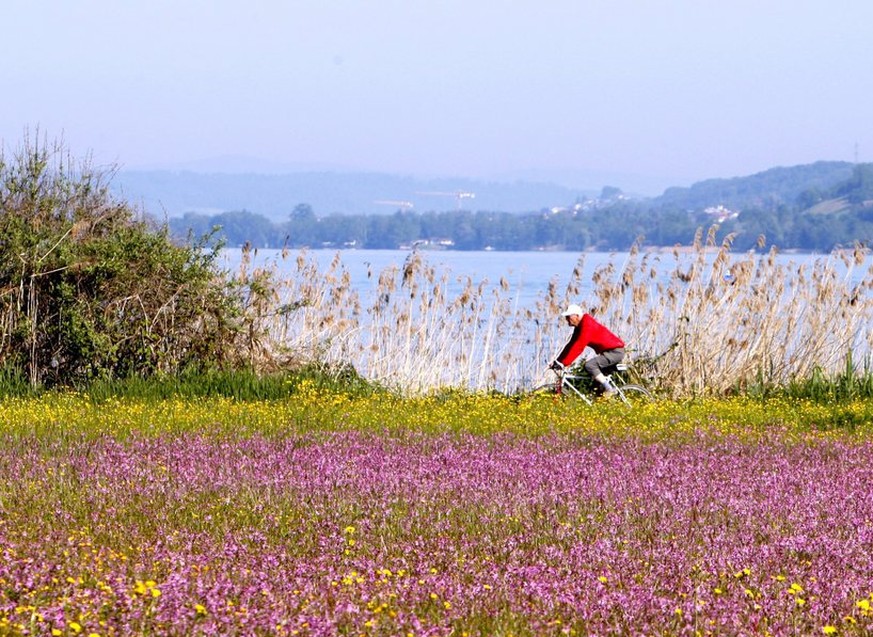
[1, 385, 872, 441]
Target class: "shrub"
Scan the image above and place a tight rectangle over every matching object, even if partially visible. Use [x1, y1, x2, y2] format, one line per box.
[0, 134, 244, 387]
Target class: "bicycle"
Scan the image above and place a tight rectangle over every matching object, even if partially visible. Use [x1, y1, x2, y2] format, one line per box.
[530, 362, 653, 406]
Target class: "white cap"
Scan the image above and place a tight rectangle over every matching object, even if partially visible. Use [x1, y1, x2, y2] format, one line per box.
[561, 303, 584, 316]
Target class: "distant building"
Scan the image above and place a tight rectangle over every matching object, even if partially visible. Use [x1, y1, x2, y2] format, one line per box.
[407, 238, 455, 250]
[703, 204, 739, 222]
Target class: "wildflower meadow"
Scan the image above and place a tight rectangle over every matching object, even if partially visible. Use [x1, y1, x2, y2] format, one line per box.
[1, 390, 871, 636]
[2, 136, 872, 636]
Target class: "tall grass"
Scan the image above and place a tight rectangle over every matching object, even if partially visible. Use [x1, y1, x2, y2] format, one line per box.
[780, 350, 873, 402]
[228, 232, 873, 397]
[77, 365, 378, 402]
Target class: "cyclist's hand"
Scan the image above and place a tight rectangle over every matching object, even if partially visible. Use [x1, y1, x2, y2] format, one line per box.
[549, 360, 564, 372]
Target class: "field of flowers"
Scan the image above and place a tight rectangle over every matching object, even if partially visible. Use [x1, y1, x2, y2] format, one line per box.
[1, 387, 872, 636]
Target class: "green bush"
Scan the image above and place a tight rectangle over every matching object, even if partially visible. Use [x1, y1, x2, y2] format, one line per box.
[0, 135, 244, 387]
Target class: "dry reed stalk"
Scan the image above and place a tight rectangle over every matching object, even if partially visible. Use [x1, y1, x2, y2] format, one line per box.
[229, 241, 873, 396]
[607, 239, 873, 396]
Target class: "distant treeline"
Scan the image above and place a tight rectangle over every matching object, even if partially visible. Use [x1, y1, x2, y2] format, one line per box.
[169, 163, 873, 252]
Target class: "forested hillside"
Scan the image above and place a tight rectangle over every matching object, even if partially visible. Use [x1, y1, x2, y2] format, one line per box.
[655, 161, 855, 210]
[168, 162, 873, 252]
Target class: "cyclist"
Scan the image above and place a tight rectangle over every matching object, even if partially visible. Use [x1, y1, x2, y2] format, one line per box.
[549, 303, 625, 398]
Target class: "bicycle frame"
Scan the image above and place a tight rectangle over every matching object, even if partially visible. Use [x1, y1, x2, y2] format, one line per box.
[540, 363, 651, 406]
[558, 377, 593, 403]
[552, 367, 612, 405]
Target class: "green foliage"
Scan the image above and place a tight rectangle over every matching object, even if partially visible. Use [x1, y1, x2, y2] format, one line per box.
[739, 350, 873, 405]
[657, 161, 855, 211]
[0, 363, 39, 397]
[780, 355, 873, 403]
[0, 135, 245, 388]
[0, 359, 381, 402]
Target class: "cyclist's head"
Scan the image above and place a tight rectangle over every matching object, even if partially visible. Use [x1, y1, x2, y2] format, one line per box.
[561, 303, 584, 317]
[562, 303, 584, 326]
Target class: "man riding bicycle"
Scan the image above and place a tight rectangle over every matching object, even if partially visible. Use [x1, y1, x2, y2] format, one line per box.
[549, 303, 625, 398]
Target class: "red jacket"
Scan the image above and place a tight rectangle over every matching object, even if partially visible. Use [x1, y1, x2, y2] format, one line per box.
[556, 314, 625, 366]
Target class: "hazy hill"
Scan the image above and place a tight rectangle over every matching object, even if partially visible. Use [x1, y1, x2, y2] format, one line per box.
[115, 161, 866, 222]
[114, 170, 599, 220]
[653, 161, 855, 211]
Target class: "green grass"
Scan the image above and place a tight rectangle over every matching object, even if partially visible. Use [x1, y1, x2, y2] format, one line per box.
[0, 363, 382, 402]
[770, 353, 873, 402]
[3, 355, 873, 412]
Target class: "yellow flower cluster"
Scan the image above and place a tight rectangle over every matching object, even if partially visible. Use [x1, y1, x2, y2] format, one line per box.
[0, 391, 870, 444]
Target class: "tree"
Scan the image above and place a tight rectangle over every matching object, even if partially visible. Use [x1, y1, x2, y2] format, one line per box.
[169, 212, 216, 244]
[386, 210, 421, 247]
[318, 213, 367, 247]
[795, 187, 824, 209]
[287, 203, 318, 246]
[600, 185, 623, 200]
[212, 210, 277, 248]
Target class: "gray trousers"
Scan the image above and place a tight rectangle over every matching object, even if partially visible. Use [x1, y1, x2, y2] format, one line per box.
[584, 348, 625, 379]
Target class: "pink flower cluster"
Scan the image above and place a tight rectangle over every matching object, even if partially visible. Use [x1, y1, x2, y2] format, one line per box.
[1, 430, 871, 635]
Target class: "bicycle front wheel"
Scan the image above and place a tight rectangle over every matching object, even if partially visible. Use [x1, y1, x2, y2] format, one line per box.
[617, 384, 653, 406]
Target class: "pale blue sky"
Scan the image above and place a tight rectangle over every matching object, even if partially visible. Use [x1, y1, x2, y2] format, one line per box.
[3, 0, 871, 194]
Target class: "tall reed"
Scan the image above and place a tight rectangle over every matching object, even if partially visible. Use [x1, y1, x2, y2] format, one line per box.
[228, 234, 873, 397]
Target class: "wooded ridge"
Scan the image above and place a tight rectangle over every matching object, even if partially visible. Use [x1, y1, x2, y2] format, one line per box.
[167, 162, 873, 251]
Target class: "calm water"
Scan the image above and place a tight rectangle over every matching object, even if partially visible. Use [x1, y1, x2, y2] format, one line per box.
[219, 247, 873, 308]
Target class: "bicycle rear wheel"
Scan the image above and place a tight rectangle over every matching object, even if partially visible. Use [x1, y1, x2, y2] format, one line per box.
[616, 384, 653, 406]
